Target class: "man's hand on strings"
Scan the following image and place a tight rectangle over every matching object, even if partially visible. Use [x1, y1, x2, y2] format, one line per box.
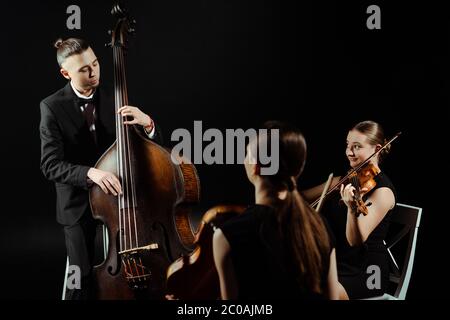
[117, 105, 154, 130]
[87, 168, 122, 196]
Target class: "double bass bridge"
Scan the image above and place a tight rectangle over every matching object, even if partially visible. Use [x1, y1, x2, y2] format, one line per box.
[119, 244, 159, 290]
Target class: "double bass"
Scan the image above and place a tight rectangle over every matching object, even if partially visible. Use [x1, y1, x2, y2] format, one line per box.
[90, 3, 200, 299]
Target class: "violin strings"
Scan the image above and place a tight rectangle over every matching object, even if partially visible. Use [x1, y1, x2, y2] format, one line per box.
[352, 175, 360, 199]
[350, 175, 356, 213]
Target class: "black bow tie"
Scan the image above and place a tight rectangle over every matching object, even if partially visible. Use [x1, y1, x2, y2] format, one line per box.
[76, 96, 96, 106]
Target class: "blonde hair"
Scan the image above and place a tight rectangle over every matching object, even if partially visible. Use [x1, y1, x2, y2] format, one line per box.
[352, 120, 390, 162]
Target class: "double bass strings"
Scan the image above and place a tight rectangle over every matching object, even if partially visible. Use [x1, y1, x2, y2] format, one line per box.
[114, 42, 145, 280]
[113, 45, 124, 253]
[114, 45, 139, 251]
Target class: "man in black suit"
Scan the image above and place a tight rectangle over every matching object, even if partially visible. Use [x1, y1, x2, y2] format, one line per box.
[39, 38, 162, 299]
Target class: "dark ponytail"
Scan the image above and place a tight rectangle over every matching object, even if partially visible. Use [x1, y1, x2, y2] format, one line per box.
[260, 121, 331, 294]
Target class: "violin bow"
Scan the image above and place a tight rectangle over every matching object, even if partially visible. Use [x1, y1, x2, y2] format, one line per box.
[315, 173, 334, 212]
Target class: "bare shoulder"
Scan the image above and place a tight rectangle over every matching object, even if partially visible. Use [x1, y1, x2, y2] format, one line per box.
[370, 187, 396, 210]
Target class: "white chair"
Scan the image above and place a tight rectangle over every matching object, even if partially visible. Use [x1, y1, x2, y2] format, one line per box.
[62, 256, 70, 300]
[364, 203, 422, 300]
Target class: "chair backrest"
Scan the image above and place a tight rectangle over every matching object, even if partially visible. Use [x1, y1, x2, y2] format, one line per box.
[385, 203, 422, 299]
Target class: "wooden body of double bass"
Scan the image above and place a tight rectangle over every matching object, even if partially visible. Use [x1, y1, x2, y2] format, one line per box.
[90, 126, 199, 299]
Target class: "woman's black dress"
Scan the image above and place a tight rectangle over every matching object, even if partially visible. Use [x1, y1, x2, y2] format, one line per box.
[321, 172, 396, 299]
[221, 204, 335, 299]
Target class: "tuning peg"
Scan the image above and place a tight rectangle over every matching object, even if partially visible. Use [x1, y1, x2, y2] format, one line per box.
[107, 30, 113, 35]
[105, 42, 112, 48]
[128, 28, 136, 34]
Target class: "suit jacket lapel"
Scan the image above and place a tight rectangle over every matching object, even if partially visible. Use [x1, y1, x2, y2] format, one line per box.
[60, 82, 86, 130]
[98, 86, 115, 128]
[58, 82, 116, 149]
[96, 85, 116, 141]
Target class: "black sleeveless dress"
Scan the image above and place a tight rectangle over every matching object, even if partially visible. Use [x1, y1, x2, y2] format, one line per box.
[220, 204, 335, 299]
[321, 172, 396, 299]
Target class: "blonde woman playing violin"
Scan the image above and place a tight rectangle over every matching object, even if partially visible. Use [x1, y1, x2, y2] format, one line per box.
[302, 120, 396, 299]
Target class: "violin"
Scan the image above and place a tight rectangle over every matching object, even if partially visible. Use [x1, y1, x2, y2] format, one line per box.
[310, 132, 401, 216]
[346, 162, 380, 216]
[166, 205, 246, 299]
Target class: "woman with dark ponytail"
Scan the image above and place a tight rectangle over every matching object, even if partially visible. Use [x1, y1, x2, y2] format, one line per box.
[302, 120, 396, 299]
[213, 121, 341, 299]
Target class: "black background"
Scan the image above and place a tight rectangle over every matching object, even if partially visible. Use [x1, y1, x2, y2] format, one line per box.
[0, 0, 448, 300]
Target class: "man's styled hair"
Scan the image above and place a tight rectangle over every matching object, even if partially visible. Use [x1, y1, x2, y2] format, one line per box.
[54, 38, 90, 67]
